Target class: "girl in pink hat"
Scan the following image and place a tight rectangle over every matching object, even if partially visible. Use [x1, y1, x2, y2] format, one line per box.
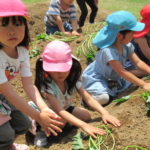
[0, 0, 64, 150]
[30, 40, 121, 147]
[125, 3, 150, 77]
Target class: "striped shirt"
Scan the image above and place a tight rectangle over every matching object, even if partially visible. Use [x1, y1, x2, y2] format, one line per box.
[44, 0, 77, 26]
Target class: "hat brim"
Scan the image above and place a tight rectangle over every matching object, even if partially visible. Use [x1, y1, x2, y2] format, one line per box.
[130, 22, 145, 32]
[93, 26, 118, 49]
[134, 19, 150, 38]
[0, 12, 29, 20]
[43, 60, 72, 72]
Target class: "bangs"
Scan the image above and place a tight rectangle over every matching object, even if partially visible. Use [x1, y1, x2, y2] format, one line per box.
[2, 16, 26, 26]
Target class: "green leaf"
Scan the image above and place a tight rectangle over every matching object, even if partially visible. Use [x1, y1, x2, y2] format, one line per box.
[113, 95, 132, 103]
[72, 132, 84, 150]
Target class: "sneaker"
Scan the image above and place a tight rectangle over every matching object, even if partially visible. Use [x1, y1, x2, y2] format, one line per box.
[10, 143, 29, 150]
[77, 27, 82, 33]
[34, 131, 48, 147]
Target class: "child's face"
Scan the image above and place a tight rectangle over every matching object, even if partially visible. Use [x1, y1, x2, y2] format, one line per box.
[0, 16, 25, 49]
[147, 31, 150, 36]
[119, 31, 134, 44]
[48, 71, 70, 82]
[61, 0, 74, 6]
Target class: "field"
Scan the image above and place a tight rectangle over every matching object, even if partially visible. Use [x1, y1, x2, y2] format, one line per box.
[14, 0, 150, 149]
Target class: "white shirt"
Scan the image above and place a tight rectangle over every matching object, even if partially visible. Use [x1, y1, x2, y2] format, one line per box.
[0, 46, 32, 84]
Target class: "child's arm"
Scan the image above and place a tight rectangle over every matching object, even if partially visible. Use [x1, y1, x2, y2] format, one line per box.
[45, 93, 106, 138]
[0, 81, 62, 135]
[109, 59, 150, 91]
[129, 52, 150, 74]
[55, 15, 71, 35]
[22, 77, 64, 135]
[78, 87, 121, 127]
[71, 19, 80, 36]
[134, 37, 150, 60]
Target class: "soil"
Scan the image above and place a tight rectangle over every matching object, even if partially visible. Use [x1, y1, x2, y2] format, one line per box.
[14, 1, 150, 150]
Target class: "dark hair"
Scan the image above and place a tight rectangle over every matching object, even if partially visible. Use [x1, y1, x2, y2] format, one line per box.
[66, 58, 82, 94]
[35, 58, 82, 95]
[35, 58, 48, 94]
[0, 16, 30, 48]
[119, 30, 132, 39]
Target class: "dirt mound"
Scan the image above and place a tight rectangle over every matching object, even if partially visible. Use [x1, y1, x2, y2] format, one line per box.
[15, 1, 150, 150]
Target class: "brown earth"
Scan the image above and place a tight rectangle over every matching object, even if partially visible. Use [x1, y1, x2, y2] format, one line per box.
[14, 1, 150, 150]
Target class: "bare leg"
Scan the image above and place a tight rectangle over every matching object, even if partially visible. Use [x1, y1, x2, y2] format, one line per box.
[72, 107, 91, 121]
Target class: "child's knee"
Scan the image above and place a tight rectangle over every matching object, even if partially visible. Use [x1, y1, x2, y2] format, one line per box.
[0, 124, 15, 148]
[93, 93, 110, 105]
[73, 108, 91, 122]
[15, 116, 31, 135]
[83, 111, 91, 121]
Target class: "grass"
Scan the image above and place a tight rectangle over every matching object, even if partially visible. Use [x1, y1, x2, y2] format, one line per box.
[23, 0, 149, 19]
[23, 0, 43, 4]
[100, 0, 150, 19]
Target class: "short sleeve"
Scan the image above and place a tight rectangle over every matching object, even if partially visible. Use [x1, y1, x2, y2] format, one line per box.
[0, 68, 8, 84]
[126, 43, 135, 56]
[0, 52, 9, 84]
[76, 80, 82, 90]
[41, 81, 57, 97]
[47, 0, 60, 16]
[69, 4, 77, 20]
[18, 47, 32, 77]
[97, 47, 119, 64]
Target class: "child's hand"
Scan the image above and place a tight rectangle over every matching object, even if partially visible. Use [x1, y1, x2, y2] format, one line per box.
[71, 31, 80, 36]
[134, 37, 146, 45]
[63, 31, 71, 35]
[41, 107, 60, 119]
[38, 111, 63, 136]
[101, 113, 121, 127]
[80, 123, 106, 138]
[142, 82, 150, 91]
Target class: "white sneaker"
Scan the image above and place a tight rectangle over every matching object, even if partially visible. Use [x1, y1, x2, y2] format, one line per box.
[10, 143, 29, 150]
[34, 131, 48, 147]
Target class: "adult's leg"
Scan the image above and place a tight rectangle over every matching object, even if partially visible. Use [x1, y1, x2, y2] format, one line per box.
[86, 0, 98, 23]
[76, 0, 88, 27]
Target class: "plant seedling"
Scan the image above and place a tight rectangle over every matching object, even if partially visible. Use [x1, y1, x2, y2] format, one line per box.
[113, 95, 132, 104]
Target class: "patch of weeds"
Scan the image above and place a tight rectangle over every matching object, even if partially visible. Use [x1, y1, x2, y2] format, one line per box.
[29, 48, 40, 58]
[140, 91, 150, 117]
[72, 125, 147, 150]
[113, 95, 132, 104]
[121, 145, 148, 150]
[72, 125, 115, 150]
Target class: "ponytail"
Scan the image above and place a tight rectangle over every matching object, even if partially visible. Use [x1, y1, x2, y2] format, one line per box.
[66, 58, 82, 94]
[35, 58, 45, 93]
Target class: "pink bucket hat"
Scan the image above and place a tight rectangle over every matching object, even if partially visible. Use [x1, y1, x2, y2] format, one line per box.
[134, 3, 150, 38]
[0, 0, 29, 20]
[42, 40, 73, 72]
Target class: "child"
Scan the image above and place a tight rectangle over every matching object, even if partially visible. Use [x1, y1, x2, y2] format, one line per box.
[33, 40, 121, 147]
[82, 10, 150, 105]
[44, 0, 80, 36]
[0, 0, 64, 149]
[76, 0, 99, 32]
[125, 3, 150, 77]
